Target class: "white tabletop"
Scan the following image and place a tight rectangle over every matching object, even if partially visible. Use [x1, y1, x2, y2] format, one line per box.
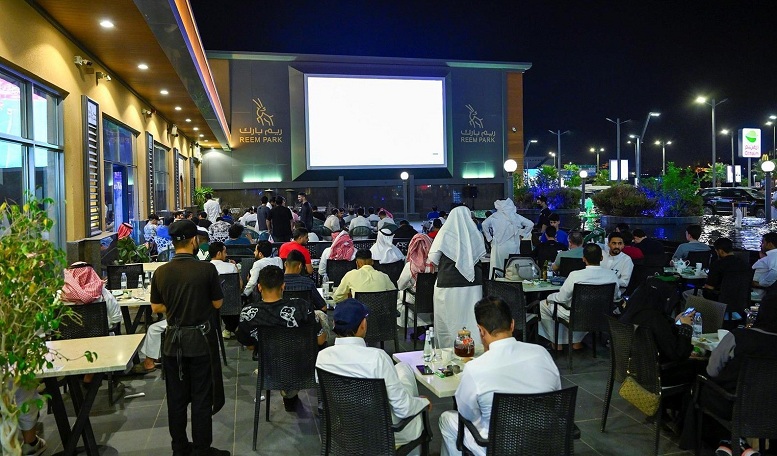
[142, 262, 165, 273]
[494, 278, 562, 293]
[664, 267, 708, 280]
[393, 350, 461, 398]
[317, 287, 336, 305]
[37, 334, 145, 379]
[115, 288, 151, 306]
[692, 332, 721, 352]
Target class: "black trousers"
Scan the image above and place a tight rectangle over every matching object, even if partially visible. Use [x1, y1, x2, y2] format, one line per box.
[164, 354, 213, 455]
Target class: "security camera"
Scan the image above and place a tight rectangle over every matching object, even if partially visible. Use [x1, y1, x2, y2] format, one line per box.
[73, 56, 93, 66]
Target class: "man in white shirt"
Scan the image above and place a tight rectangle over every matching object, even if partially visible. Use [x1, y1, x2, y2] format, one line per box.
[538, 244, 620, 350]
[753, 232, 777, 298]
[203, 192, 221, 224]
[600, 232, 633, 294]
[366, 207, 380, 223]
[316, 299, 430, 450]
[324, 208, 342, 233]
[238, 206, 258, 227]
[348, 207, 372, 231]
[243, 240, 284, 298]
[439, 296, 561, 456]
[332, 249, 395, 303]
[377, 210, 396, 230]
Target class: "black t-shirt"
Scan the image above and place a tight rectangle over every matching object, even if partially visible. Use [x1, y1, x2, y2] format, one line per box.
[235, 298, 322, 346]
[535, 240, 567, 266]
[300, 201, 313, 230]
[198, 219, 212, 229]
[705, 254, 750, 290]
[635, 237, 665, 256]
[268, 206, 293, 239]
[393, 225, 418, 239]
[436, 253, 482, 288]
[537, 207, 551, 231]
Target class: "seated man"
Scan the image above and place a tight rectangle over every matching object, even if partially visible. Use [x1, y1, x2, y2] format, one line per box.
[284, 250, 327, 311]
[316, 299, 430, 449]
[672, 224, 711, 260]
[551, 230, 584, 273]
[332, 249, 396, 303]
[752, 231, 777, 298]
[236, 265, 327, 411]
[392, 219, 419, 239]
[376, 210, 396, 230]
[366, 206, 380, 224]
[689, 237, 750, 301]
[540, 213, 568, 247]
[279, 228, 314, 274]
[225, 223, 252, 245]
[348, 207, 371, 232]
[534, 226, 567, 266]
[323, 208, 342, 234]
[601, 232, 634, 295]
[427, 218, 443, 239]
[632, 228, 665, 257]
[10, 382, 47, 455]
[439, 297, 561, 456]
[295, 221, 319, 242]
[538, 244, 620, 350]
[243, 240, 284, 298]
[210, 241, 242, 338]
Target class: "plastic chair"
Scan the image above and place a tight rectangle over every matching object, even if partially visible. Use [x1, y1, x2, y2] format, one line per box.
[601, 316, 636, 432]
[457, 387, 578, 456]
[253, 324, 319, 450]
[327, 260, 357, 287]
[694, 356, 777, 456]
[350, 226, 372, 240]
[483, 280, 537, 342]
[355, 290, 399, 350]
[685, 295, 726, 334]
[374, 260, 405, 288]
[551, 283, 616, 371]
[558, 257, 585, 278]
[107, 263, 143, 290]
[402, 272, 436, 349]
[317, 368, 432, 456]
[215, 272, 241, 366]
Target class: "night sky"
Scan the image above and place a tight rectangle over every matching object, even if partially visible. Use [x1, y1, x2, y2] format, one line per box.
[191, 0, 777, 173]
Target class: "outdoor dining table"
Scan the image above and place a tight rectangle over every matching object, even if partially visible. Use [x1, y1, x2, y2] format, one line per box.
[116, 288, 153, 334]
[392, 349, 481, 399]
[142, 261, 166, 273]
[37, 334, 145, 456]
[494, 277, 562, 293]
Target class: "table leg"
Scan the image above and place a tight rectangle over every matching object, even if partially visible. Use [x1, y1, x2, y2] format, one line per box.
[130, 305, 149, 333]
[43, 378, 72, 447]
[64, 373, 103, 456]
[121, 307, 132, 334]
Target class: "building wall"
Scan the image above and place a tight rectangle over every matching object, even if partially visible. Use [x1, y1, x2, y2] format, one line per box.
[0, 0, 196, 240]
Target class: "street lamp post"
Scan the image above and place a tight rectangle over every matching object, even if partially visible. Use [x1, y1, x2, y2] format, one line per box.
[606, 117, 631, 164]
[523, 139, 538, 171]
[589, 147, 604, 171]
[721, 129, 737, 186]
[579, 170, 588, 212]
[548, 130, 570, 184]
[653, 140, 672, 176]
[634, 112, 660, 186]
[548, 152, 556, 170]
[767, 118, 776, 159]
[503, 159, 517, 200]
[400, 171, 409, 218]
[696, 96, 728, 187]
[762, 161, 775, 222]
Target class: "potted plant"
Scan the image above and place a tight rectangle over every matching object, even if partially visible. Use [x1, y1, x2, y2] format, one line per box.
[514, 166, 582, 227]
[115, 236, 150, 264]
[192, 186, 214, 210]
[0, 197, 93, 455]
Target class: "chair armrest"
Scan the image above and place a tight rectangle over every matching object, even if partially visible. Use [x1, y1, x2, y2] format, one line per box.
[526, 299, 541, 313]
[694, 374, 736, 403]
[492, 267, 505, 279]
[391, 402, 430, 433]
[549, 299, 570, 311]
[402, 288, 416, 303]
[457, 414, 488, 447]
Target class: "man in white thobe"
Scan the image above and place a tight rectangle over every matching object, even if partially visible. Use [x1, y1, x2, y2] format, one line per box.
[481, 198, 533, 279]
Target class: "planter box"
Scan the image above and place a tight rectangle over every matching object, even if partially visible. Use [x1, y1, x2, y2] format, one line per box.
[517, 208, 582, 230]
[600, 215, 703, 242]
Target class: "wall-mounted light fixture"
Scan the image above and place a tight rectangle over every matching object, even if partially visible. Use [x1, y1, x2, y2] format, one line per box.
[170, 125, 178, 137]
[141, 108, 153, 118]
[96, 72, 111, 83]
[74, 56, 94, 74]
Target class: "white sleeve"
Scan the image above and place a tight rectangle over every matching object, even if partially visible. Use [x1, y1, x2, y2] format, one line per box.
[101, 287, 123, 326]
[381, 357, 428, 419]
[454, 367, 482, 428]
[397, 263, 413, 291]
[481, 217, 494, 242]
[319, 249, 330, 275]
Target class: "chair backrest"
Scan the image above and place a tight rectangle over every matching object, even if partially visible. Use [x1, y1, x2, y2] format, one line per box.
[642, 253, 667, 268]
[352, 239, 375, 251]
[317, 368, 398, 455]
[558, 257, 585, 278]
[414, 273, 437, 314]
[354, 290, 398, 345]
[486, 387, 578, 456]
[107, 263, 144, 290]
[157, 249, 174, 262]
[256, 323, 318, 391]
[219, 273, 242, 316]
[732, 356, 777, 439]
[484, 280, 529, 341]
[225, 244, 255, 259]
[350, 226, 372, 240]
[283, 289, 312, 303]
[732, 250, 754, 267]
[628, 325, 662, 396]
[327, 260, 357, 287]
[607, 316, 636, 383]
[373, 261, 404, 288]
[685, 294, 726, 333]
[59, 301, 109, 339]
[520, 239, 533, 256]
[716, 268, 755, 313]
[687, 249, 713, 269]
[568, 283, 616, 333]
[240, 257, 255, 285]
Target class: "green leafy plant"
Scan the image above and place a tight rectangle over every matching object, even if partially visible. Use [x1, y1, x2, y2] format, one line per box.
[192, 186, 214, 210]
[0, 197, 94, 455]
[592, 170, 611, 186]
[591, 184, 658, 216]
[700, 162, 727, 185]
[115, 236, 150, 264]
[641, 163, 704, 216]
[563, 163, 581, 188]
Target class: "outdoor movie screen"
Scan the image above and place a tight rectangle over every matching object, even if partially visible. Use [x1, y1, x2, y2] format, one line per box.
[304, 75, 447, 169]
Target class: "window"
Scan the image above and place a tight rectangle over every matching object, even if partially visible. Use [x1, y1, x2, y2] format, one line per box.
[103, 117, 138, 230]
[0, 69, 64, 246]
[153, 144, 169, 211]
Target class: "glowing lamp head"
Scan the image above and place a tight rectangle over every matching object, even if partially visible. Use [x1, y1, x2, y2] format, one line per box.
[695, 96, 708, 104]
[400, 171, 409, 180]
[579, 170, 588, 179]
[503, 159, 518, 173]
[762, 161, 775, 173]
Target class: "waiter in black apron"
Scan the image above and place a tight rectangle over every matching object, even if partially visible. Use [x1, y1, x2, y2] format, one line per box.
[150, 219, 228, 456]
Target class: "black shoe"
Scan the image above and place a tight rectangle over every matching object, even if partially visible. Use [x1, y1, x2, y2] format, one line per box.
[208, 448, 230, 456]
[283, 395, 299, 412]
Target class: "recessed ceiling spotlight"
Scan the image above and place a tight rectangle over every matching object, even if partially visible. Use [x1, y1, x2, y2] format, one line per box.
[137, 63, 148, 70]
[193, 127, 199, 131]
[160, 89, 169, 95]
[185, 118, 191, 122]
[199, 134, 204, 137]
[99, 20, 114, 28]
[174, 106, 182, 111]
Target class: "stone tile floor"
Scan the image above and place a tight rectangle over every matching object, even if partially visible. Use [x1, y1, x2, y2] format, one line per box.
[36, 333, 700, 455]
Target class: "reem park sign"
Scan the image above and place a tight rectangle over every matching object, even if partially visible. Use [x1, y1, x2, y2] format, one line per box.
[738, 128, 761, 158]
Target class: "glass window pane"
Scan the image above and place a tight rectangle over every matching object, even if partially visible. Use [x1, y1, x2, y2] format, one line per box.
[34, 147, 63, 246]
[102, 119, 120, 162]
[119, 127, 133, 164]
[154, 146, 167, 211]
[0, 140, 24, 205]
[0, 75, 23, 138]
[32, 88, 58, 145]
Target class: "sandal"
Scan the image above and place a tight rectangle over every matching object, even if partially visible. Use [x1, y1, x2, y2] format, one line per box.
[130, 364, 156, 374]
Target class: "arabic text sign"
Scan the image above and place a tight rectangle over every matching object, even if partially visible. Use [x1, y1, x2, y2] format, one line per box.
[739, 128, 761, 158]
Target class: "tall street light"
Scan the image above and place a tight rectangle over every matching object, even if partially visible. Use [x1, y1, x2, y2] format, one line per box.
[400, 171, 409, 218]
[654, 140, 672, 175]
[762, 160, 775, 222]
[633, 112, 660, 186]
[696, 96, 728, 187]
[589, 147, 604, 171]
[523, 139, 538, 171]
[503, 159, 517, 200]
[548, 151, 556, 170]
[606, 117, 630, 164]
[579, 170, 588, 212]
[548, 130, 570, 184]
[766, 116, 776, 159]
[720, 129, 738, 186]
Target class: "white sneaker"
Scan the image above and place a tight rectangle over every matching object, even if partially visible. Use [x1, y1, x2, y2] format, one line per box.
[222, 330, 232, 339]
[253, 395, 266, 402]
[22, 437, 46, 456]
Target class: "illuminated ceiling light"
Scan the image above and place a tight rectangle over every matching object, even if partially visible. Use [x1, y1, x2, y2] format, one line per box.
[160, 89, 169, 95]
[199, 134, 204, 137]
[770, 115, 777, 120]
[185, 118, 191, 122]
[99, 20, 114, 28]
[193, 127, 199, 131]
[174, 106, 182, 111]
[137, 63, 148, 70]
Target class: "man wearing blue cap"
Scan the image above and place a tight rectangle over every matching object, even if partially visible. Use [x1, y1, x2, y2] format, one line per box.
[316, 299, 429, 451]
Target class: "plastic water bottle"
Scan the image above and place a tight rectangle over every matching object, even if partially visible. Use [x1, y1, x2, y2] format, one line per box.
[429, 327, 441, 361]
[531, 262, 540, 279]
[120, 272, 128, 292]
[547, 262, 554, 279]
[692, 312, 703, 338]
[321, 273, 329, 298]
[138, 274, 145, 291]
[423, 330, 432, 362]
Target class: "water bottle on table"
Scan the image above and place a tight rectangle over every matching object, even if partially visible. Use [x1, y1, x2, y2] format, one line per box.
[692, 312, 703, 338]
[138, 274, 145, 291]
[120, 272, 127, 292]
[423, 329, 432, 363]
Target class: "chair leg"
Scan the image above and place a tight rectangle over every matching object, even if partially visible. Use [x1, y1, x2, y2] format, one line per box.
[253, 379, 263, 451]
[600, 372, 615, 432]
[592, 332, 597, 358]
[266, 390, 271, 422]
[553, 320, 560, 360]
[694, 407, 702, 456]
[654, 406, 662, 456]
[567, 326, 573, 372]
[412, 309, 419, 351]
[214, 316, 228, 366]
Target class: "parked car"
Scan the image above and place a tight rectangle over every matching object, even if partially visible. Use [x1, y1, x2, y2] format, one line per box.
[698, 187, 766, 217]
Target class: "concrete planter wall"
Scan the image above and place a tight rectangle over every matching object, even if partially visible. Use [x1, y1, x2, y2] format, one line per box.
[517, 208, 582, 229]
[600, 215, 703, 242]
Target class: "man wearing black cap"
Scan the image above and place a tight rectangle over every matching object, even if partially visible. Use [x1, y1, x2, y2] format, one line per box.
[150, 219, 229, 456]
[316, 299, 430, 449]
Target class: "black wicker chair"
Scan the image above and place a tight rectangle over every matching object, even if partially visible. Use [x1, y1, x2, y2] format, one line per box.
[216, 272, 241, 366]
[327, 260, 357, 287]
[374, 260, 405, 288]
[601, 316, 636, 432]
[350, 226, 373, 240]
[353, 239, 375, 250]
[457, 387, 578, 456]
[558, 257, 585, 278]
[684, 295, 726, 334]
[550, 283, 616, 371]
[317, 368, 432, 456]
[520, 239, 534, 256]
[225, 244, 254, 259]
[483, 280, 537, 342]
[239, 257, 255, 285]
[253, 323, 319, 450]
[687, 248, 714, 270]
[402, 272, 436, 349]
[107, 263, 144, 290]
[694, 356, 777, 456]
[355, 290, 399, 350]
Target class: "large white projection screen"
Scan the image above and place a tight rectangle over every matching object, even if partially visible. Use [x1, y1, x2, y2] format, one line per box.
[305, 76, 447, 169]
